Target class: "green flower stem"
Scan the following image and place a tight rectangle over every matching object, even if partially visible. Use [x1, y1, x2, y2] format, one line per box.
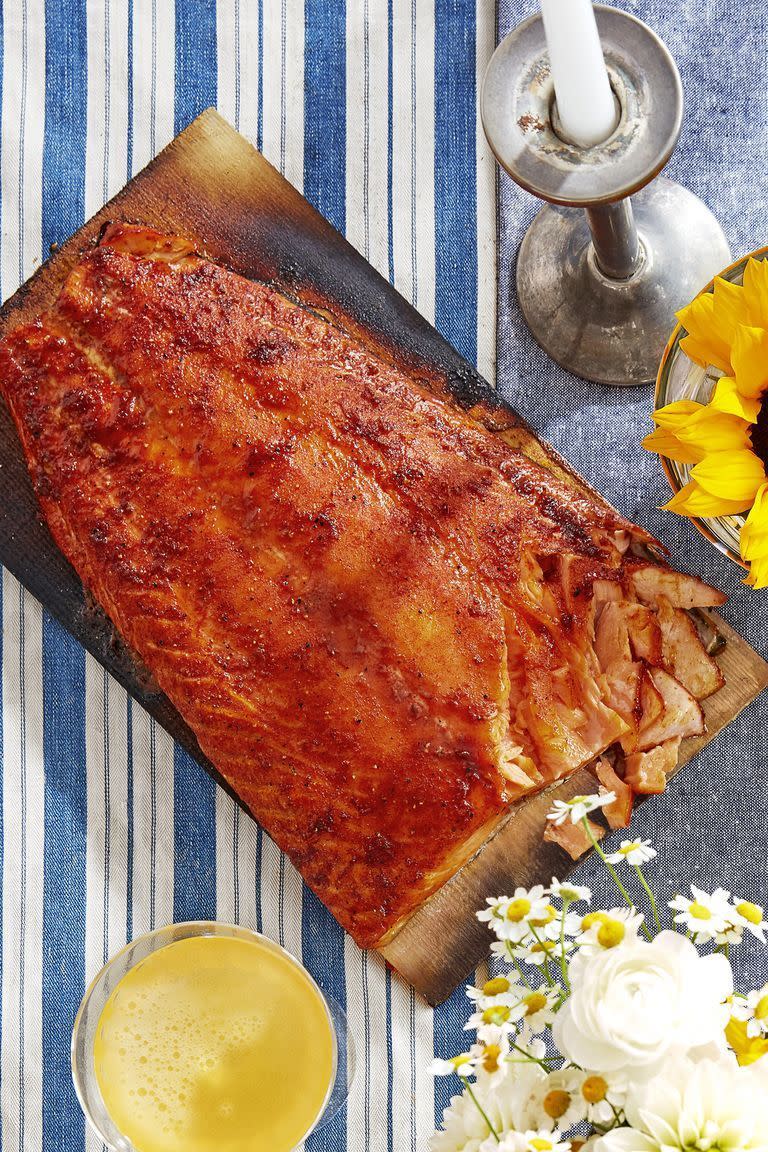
[509, 1041, 555, 1072]
[634, 864, 662, 934]
[509, 950, 533, 989]
[558, 900, 572, 990]
[526, 924, 556, 986]
[460, 1077, 500, 1144]
[582, 818, 652, 941]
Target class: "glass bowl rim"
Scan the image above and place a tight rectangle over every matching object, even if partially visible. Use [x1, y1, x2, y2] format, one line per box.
[653, 243, 768, 569]
[70, 919, 340, 1152]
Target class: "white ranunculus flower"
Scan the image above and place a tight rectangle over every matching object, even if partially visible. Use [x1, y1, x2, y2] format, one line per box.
[594, 1053, 768, 1152]
[553, 930, 733, 1076]
[431, 1067, 545, 1152]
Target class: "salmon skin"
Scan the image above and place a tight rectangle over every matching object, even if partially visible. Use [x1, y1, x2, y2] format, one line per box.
[0, 224, 725, 948]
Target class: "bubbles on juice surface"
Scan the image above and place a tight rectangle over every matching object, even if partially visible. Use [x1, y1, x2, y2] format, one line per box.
[93, 935, 334, 1152]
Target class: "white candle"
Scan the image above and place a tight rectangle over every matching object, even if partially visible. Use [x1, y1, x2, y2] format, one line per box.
[540, 0, 617, 147]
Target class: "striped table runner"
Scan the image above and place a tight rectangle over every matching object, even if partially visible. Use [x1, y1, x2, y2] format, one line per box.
[0, 1, 502, 1148]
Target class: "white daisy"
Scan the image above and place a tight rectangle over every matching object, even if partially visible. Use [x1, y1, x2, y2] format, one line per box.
[576, 1069, 627, 1126]
[546, 791, 615, 826]
[550, 879, 591, 905]
[517, 937, 572, 968]
[431, 1051, 478, 1078]
[431, 1064, 547, 1152]
[494, 1130, 572, 1152]
[604, 839, 657, 867]
[733, 899, 767, 943]
[526, 1067, 588, 1132]
[466, 975, 525, 1007]
[731, 984, 768, 1038]
[576, 908, 645, 954]
[714, 918, 746, 947]
[465, 998, 526, 1036]
[668, 885, 734, 942]
[515, 985, 562, 1035]
[477, 896, 514, 924]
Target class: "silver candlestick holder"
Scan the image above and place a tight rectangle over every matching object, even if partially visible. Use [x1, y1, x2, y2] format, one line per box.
[481, 5, 731, 386]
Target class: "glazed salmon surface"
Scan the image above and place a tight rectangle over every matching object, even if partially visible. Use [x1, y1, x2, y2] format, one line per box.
[0, 225, 724, 946]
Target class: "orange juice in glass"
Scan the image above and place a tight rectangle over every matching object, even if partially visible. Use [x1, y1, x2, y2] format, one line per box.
[72, 923, 348, 1152]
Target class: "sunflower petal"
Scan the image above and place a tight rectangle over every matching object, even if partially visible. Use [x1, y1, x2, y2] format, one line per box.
[741, 481, 768, 558]
[741, 256, 768, 323]
[641, 428, 705, 465]
[677, 278, 749, 374]
[662, 480, 749, 518]
[691, 449, 766, 503]
[674, 409, 752, 453]
[652, 400, 706, 429]
[731, 325, 768, 400]
[744, 553, 768, 589]
[710, 375, 762, 423]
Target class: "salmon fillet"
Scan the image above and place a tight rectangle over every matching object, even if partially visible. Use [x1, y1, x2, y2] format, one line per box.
[0, 224, 726, 947]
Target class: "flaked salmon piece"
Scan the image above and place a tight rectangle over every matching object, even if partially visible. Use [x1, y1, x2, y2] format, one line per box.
[594, 602, 632, 670]
[629, 564, 727, 610]
[657, 596, 725, 700]
[636, 669, 705, 752]
[594, 758, 634, 829]
[625, 738, 682, 794]
[620, 603, 663, 665]
[544, 815, 605, 860]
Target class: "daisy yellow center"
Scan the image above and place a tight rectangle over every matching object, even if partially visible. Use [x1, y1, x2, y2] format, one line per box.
[482, 1006, 511, 1026]
[507, 898, 532, 922]
[689, 901, 712, 920]
[530, 1140, 554, 1152]
[529, 904, 558, 927]
[482, 977, 511, 997]
[582, 911, 610, 931]
[524, 992, 548, 1015]
[597, 920, 626, 949]
[619, 843, 640, 855]
[450, 1054, 471, 1070]
[531, 941, 556, 955]
[755, 994, 768, 1021]
[543, 1089, 571, 1120]
[482, 1044, 502, 1073]
[582, 1075, 609, 1104]
[737, 901, 764, 925]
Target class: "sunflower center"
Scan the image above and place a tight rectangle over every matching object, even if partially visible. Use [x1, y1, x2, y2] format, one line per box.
[753, 395, 768, 470]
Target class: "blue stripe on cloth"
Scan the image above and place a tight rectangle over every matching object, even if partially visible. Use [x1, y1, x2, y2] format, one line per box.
[433, 0, 478, 366]
[256, 0, 264, 152]
[303, 0, 346, 233]
[126, 0, 133, 176]
[174, 0, 217, 135]
[172, 0, 218, 926]
[302, 9, 349, 1148]
[433, 0, 480, 1124]
[41, 619, 86, 1152]
[173, 747, 217, 922]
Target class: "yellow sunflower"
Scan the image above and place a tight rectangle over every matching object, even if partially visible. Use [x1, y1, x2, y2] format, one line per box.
[644, 256, 768, 590]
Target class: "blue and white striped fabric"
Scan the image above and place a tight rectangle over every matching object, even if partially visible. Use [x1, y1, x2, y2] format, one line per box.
[0, 1, 497, 1149]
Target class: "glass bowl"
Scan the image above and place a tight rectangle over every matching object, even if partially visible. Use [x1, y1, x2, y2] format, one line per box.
[71, 921, 353, 1152]
[654, 245, 768, 569]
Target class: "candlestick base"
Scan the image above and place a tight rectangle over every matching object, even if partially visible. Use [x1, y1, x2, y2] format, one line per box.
[483, 5, 732, 387]
[515, 178, 730, 387]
